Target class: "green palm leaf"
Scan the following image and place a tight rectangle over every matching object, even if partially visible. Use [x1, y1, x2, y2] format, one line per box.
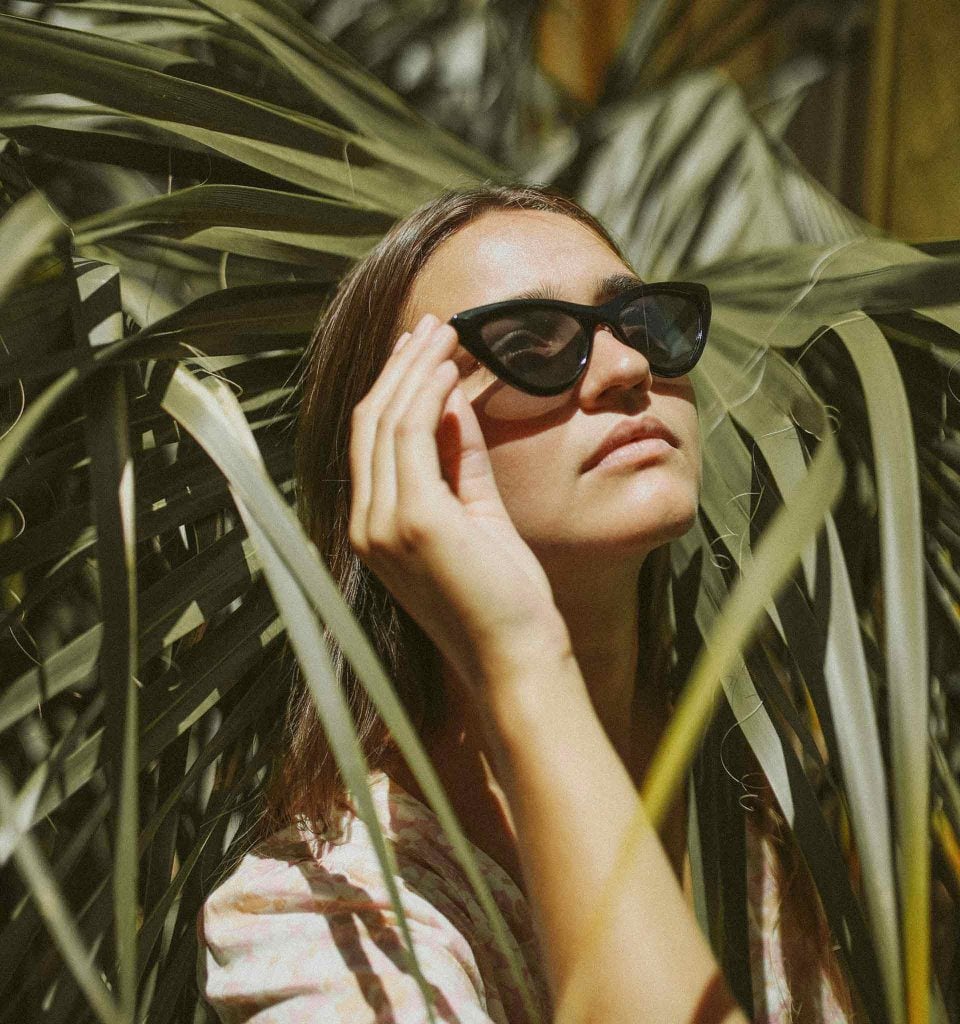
[1, 3, 957, 1024]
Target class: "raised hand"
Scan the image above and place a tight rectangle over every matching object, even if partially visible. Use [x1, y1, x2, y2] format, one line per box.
[348, 312, 570, 699]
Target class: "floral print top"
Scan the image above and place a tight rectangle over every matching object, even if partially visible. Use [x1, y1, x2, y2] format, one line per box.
[198, 770, 857, 1023]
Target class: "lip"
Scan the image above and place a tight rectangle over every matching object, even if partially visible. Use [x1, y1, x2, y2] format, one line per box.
[582, 415, 680, 473]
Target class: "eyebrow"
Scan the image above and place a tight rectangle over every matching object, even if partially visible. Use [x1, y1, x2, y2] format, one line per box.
[509, 272, 644, 304]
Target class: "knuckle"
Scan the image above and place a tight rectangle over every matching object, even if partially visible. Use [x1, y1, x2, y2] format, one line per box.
[379, 409, 403, 436]
[349, 505, 436, 560]
[364, 518, 396, 555]
[395, 510, 431, 551]
[347, 521, 368, 557]
[394, 417, 420, 441]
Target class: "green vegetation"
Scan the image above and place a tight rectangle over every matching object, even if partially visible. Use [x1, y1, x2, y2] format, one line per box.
[0, 3, 957, 1022]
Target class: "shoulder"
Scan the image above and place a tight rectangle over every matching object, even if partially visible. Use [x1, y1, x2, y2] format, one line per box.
[197, 776, 547, 1024]
[200, 816, 483, 971]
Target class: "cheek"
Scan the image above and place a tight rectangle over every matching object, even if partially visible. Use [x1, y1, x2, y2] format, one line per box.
[476, 423, 573, 536]
[463, 374, 578, 520]
[685, 412, 703, 494]
[660, 381, 701, 482]
[484, 437, 568, 521]
[680, 409, 702, 490]
[464, 374, 703, 543]
[460, 364, 571, 422]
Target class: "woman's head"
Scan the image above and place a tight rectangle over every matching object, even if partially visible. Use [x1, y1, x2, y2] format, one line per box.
[401, 207, 702, 573]
[263, 183, 698, 836]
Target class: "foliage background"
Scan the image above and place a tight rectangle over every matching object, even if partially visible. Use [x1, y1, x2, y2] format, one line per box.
[0, 2, 958, 1023]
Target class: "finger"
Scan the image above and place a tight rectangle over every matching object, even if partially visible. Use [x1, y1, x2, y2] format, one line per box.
[349, 315, 436, 536]
[378, 321, 459, 430]
[394, 358, 461, 512]
[361, 314, 436, 416]
[440, 385, 508, 512]
[368, 321, 458, 529]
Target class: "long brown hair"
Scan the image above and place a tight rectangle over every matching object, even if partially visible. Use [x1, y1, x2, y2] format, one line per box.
[258, 182, 674, 840]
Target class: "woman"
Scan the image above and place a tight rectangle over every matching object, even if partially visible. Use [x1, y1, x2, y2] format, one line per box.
[199, 184, 858, 1023]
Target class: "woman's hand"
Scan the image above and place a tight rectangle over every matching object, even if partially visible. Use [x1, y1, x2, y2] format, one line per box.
[348, 312, 571, 699]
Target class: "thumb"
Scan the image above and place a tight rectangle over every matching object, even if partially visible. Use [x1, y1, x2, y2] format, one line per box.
[437, 385, 504, 508]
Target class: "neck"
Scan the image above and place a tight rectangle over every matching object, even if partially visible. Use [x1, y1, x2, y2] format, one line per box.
[431, 545, 673, 780]
[382, 546, 685, 891]
[538, 549, 647, 760]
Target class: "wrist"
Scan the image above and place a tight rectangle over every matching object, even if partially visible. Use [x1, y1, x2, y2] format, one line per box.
[472, 612, 576, 697]
[471, 640, 591, 755]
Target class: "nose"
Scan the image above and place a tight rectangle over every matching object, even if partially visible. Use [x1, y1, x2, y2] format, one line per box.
[577, 322, 652, 409]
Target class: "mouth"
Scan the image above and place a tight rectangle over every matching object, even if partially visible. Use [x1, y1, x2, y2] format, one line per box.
[582, 416, 680, 473]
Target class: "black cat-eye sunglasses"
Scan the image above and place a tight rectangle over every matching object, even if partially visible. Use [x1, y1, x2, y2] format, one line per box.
[447, 281, 711, 397]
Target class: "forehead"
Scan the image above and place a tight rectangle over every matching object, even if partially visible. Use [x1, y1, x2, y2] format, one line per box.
[402, 209, 629, 330]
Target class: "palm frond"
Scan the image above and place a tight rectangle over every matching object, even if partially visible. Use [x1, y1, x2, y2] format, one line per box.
[0, 3, 958, 1024]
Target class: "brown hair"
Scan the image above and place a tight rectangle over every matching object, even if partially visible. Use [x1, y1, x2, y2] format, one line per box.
[258, 182, 674, 839]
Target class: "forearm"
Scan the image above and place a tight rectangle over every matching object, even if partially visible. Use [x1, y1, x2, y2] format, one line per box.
[476, 645, 748, 1024]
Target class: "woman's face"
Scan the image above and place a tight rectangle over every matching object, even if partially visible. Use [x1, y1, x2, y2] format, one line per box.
[402, 209, 702, 564]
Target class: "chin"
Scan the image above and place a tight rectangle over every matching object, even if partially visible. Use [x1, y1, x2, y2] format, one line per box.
[619, 466, 698, 525]
[534, 504, 698, 568]
[609, 489, 699, 556]
[515, 471, 701, 559]
[617, 518, 695, 557]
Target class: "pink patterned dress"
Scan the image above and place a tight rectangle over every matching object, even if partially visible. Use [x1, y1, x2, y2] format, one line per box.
[198, 770, 858, 1023]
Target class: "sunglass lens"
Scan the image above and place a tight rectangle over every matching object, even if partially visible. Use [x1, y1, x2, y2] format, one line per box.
[479, 310, 587, 391]
[619, 294, 701, 374]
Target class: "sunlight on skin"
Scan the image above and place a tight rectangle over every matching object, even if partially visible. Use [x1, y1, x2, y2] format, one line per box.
[402, 209, 703, 571]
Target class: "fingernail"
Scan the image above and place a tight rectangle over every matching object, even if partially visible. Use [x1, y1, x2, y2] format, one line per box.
[393, 331, 411, 351]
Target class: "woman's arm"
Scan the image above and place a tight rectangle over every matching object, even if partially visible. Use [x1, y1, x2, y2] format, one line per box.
[473, 638, 747, 1024]
[349, 312, 749, 1024]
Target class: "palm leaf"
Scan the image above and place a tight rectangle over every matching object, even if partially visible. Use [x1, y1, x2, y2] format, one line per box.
[1, 3, 958, 1024]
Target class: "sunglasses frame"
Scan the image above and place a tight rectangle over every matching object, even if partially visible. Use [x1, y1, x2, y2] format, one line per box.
[447, 281, 711, 397]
